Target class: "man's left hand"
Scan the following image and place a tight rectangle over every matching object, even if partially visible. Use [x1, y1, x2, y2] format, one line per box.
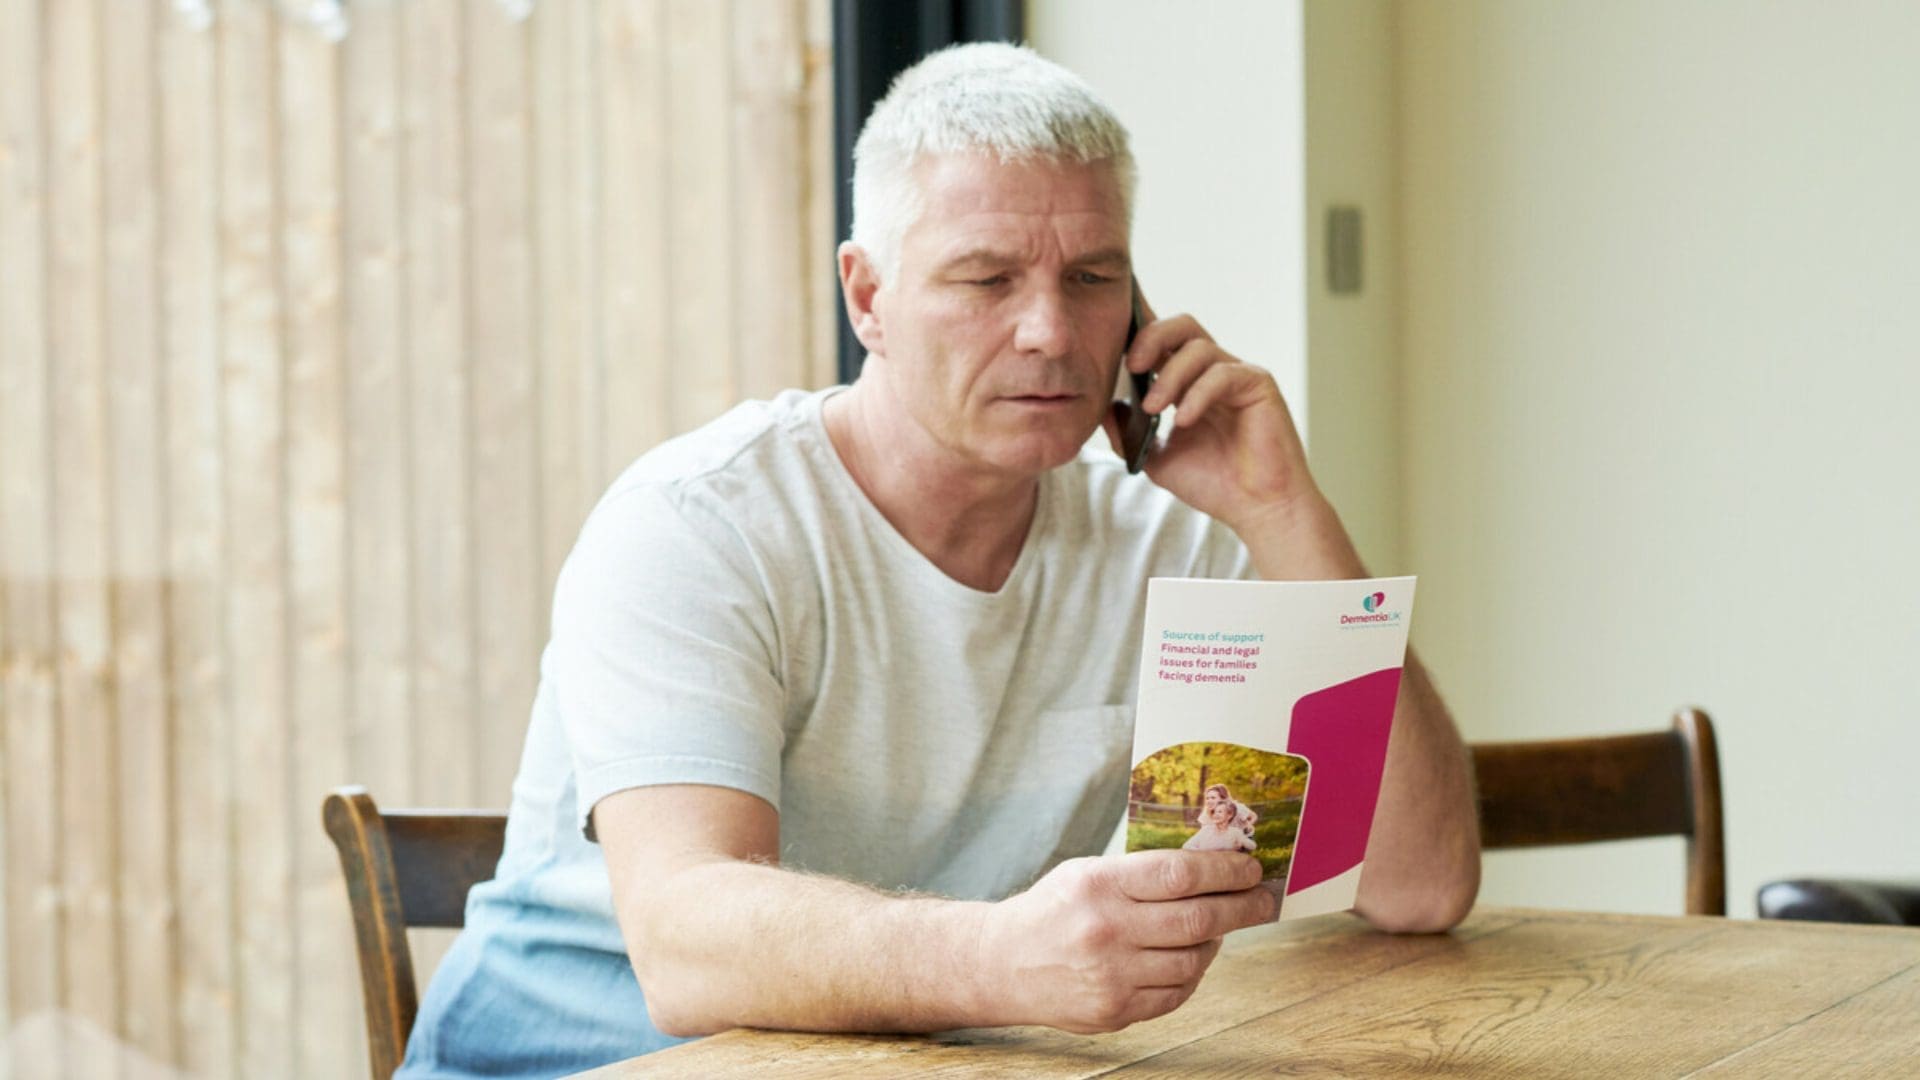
[1102, 290, 1319, 539]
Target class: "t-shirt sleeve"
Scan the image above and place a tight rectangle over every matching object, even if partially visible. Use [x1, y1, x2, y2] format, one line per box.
[548, 481, 786, 841]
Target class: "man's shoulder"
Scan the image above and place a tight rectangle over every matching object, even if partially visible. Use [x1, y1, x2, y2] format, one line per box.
[558, 389, 830, 602]
[613, 387, 824, 493]
[570, 386, 845, 574]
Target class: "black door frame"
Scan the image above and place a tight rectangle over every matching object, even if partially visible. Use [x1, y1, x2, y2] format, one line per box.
[831, 0, 1025, 383]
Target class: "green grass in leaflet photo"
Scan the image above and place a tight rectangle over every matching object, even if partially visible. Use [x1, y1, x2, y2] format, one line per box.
[1127, 742, 1309, 880]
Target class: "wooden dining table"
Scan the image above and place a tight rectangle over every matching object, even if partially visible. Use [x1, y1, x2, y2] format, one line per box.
[573, 905, 1919, 1077]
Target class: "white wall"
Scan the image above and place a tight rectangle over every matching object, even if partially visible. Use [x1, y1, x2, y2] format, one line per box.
[1302, 0, 1403, 574]
[1397, 1, 1920, 916]
[1028, 1, 1307, 411]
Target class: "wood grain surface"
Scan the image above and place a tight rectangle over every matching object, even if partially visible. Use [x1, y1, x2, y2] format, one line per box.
[0, 3, 833, 1074]
[577, 908, 1920, 1079]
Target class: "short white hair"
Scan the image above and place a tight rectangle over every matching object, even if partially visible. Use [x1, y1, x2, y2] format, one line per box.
[850, 42, 1136, 284]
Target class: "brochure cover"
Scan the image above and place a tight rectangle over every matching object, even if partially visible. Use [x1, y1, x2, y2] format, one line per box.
[1126, 576, 1416, 919]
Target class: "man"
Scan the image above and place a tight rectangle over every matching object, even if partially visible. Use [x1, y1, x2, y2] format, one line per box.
[399, 43, 1478, 1078]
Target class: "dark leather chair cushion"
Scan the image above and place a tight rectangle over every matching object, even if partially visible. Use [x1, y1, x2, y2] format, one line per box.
[1756, 879, 1920, 926]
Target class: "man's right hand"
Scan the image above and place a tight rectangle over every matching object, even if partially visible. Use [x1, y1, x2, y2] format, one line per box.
[970, 850, 1276, 1034]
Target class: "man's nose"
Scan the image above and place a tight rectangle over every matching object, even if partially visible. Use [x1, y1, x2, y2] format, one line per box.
[1011, 286, 1073, 358]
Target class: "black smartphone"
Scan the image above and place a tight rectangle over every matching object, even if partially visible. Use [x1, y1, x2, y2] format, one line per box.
[1113, 277, 1158, 474]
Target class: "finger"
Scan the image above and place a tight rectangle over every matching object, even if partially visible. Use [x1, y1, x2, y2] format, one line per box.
[1126, 938, 1221, 988]
[1113, 849, 1264, 903]
[1132, 890, 1278, 948]
[1126, 312, 1210, 374]
[1170, 363, 1268, 430]
[1142, 338, 1226, 414]
[1114, 982, 1200, 1028]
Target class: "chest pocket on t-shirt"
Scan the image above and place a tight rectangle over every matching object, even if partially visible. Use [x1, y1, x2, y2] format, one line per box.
[988, 703, 1135, 896]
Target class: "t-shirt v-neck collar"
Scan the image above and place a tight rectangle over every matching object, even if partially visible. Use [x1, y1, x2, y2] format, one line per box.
[801, 387, 1050, 605]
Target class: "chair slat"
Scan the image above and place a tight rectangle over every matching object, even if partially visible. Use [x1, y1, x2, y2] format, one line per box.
[386, 812, 509, 928]
[1471, 709, 1724, 915]
[324, 787, 508, 1078]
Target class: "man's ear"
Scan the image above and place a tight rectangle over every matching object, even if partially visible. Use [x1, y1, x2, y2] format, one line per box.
[838, 242, 887, 357]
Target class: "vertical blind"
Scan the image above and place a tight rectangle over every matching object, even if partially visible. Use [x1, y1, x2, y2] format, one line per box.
[0, 1, 835, 1075]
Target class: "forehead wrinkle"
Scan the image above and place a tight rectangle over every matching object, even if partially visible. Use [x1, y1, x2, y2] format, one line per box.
[902, 165, 1127, 286]
[928, 214, 1125, 273]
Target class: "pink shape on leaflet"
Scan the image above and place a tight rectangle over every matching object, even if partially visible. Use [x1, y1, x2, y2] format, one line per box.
[1283, 667, 1403, 895]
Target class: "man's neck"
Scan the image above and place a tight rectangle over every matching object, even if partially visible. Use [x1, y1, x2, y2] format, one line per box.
[823, 380, 1040, 593]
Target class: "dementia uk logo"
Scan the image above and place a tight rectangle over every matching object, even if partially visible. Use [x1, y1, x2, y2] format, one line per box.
[1342, 591, 1402, 627]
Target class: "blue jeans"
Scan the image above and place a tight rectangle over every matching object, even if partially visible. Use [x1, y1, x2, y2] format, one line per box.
[395, 881, 693, 1078]
[395, 730, 696, 1080]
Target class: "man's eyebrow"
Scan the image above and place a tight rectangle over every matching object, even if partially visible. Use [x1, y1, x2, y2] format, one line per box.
[933, 248, 1021, 274]
[933, 247, 1132, 273]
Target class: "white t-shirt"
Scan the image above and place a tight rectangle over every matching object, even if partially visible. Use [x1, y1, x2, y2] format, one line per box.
[495, 386, 1252, 912]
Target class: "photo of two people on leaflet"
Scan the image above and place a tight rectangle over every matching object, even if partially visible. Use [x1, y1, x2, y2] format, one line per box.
[1185, 784, 1260, 856]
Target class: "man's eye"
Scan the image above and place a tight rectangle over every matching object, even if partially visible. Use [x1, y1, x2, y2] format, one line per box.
[968, 275, 1008, 287]
[1073, 271, 1116, 286]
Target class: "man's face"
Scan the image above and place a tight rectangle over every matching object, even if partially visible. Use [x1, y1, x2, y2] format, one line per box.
[867, 153, 1132, 476]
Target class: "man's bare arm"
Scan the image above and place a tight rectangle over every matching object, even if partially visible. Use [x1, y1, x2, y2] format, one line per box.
[596, 784, 1275, 1037]
[1352, 651, 1480, 931]
[1232, 494, 1482, 933]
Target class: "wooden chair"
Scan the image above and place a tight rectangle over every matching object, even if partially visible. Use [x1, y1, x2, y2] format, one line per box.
[1471, 708, 1725, 915]
[322, 785, 508, 1079]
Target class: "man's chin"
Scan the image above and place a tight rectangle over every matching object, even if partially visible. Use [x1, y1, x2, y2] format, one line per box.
[977, 433, 1093, 476]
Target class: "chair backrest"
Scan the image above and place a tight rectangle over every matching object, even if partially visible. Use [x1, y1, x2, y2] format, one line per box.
[322, 785, 508, 1079]
[1757, 877, 1920, 926]
[1471, 708, 1724, 915]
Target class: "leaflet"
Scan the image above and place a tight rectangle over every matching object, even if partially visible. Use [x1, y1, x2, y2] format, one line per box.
[1126, 576, 1415, 919]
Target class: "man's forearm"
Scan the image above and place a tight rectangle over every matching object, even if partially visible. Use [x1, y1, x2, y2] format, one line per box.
[1353, 653, 1481, 931]
[625, 857, 991, 1037]
[1230, 491, 1482, 932]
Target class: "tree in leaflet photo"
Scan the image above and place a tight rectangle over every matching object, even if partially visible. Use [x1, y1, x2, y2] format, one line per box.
[1127, 742, 1309, 881]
